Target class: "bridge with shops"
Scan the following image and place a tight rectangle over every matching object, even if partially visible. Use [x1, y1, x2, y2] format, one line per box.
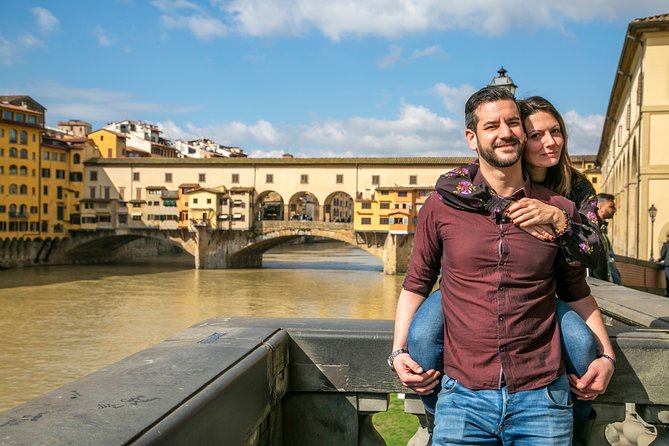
[0, 221, 413, 274]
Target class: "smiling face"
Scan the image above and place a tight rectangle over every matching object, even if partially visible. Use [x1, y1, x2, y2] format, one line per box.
[522, 111, 564, 169]
[465, 99, 525, 169]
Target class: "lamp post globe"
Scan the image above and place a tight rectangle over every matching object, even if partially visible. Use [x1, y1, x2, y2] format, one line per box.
[488, 67, 518, 97]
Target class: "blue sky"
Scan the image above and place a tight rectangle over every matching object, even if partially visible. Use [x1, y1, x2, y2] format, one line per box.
[1, 1, 667, 157]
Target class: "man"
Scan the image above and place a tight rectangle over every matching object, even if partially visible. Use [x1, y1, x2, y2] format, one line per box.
[657, 232, 669, 296]
[389, 87, 616, 445]
[590, 193, 622, 284]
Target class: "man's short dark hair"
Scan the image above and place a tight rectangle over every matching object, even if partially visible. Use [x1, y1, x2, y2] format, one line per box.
[465, 86, 518, 132]
[596, 193, 615, 204]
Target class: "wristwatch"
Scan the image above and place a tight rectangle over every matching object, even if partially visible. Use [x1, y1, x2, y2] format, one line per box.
[387, 348, 409, 371]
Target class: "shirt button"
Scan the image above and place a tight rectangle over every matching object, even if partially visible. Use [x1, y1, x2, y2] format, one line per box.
[500, 346, 505, 352]
[499, 316, 505, 322]
[500, 261, 505, 266]
[498, 286, 504, 291]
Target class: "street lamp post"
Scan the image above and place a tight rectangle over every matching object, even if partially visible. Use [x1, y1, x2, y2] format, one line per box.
[649, 204, 658, 261]
[488, 67, 518, 96]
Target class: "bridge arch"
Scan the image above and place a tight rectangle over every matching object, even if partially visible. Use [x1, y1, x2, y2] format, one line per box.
[256, 190, 285, 221]
[323, 190, 354, 223]
[229, 227, 383, 265]
[61, 230, 198, 264]
[287, 191, 319, 222]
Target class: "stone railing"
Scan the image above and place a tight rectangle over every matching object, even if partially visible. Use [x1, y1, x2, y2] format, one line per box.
[258, 220, 353, 232]
[1, 312, 669, 445]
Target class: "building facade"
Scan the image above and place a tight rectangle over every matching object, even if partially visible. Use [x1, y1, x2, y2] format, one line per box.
[80, 157, 473, 233]
[598, 14, 669, 260]
[0, 97, 44, 238]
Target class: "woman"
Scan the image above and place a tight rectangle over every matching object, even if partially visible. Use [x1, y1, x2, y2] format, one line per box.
[408, 96, 602, 445]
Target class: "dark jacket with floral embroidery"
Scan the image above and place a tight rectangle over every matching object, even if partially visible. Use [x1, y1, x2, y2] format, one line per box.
[435, 162, 606, 269]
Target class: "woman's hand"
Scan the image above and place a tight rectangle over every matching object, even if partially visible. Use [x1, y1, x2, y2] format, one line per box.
[506, 198, 564, 228]
[506, 198, 566, 242]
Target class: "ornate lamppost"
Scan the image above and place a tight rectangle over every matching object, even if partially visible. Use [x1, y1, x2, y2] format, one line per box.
[488, 67, 518, 96]
[649, 204, 658, 260]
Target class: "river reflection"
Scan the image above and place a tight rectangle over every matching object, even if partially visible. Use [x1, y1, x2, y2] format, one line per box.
[0, 241, 404, 411]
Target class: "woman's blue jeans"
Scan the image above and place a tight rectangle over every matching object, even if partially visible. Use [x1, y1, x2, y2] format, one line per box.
[407, 290, 597, 419]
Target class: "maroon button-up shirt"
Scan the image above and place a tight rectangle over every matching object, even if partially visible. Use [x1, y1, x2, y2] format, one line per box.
[403, 172, 591, 393]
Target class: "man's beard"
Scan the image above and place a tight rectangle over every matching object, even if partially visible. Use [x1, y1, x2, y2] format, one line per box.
[477, 138, 523, 168]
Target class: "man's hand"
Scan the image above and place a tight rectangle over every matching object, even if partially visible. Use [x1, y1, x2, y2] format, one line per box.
[568, 356, 615, 401]
[393, 353, 441, 395]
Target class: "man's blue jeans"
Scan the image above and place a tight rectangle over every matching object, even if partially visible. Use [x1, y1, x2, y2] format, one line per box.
[433, 373, 573, 445]
[407, 290, 597, 418]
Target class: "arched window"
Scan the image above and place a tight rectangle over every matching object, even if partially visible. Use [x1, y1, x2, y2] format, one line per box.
[9, 147, 18, 157]
[9, 129, 17, 143]
[19, 149, 28, 159]
[19, 166, 27, 176]
[19, 184, 27, 195]
[9, 165, 17, 175]
[9, 184, 18, 194]
[9, 204, 17, 214]
[19, 204, 27, 215]
[19, 131, 27, 145]
[73, 153, 81, 164]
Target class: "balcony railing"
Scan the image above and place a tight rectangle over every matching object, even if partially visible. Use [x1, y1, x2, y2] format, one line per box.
[8, 212, 29, 219]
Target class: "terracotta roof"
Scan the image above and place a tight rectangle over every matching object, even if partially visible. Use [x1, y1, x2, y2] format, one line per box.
[63, 136, 90, 143]
[178, 183, 201, 188]
[146, 186, 167, 190]
[0, 102, 43, 115]
[91, 128, 128, 138]
[230, 186, 256, 192]
[125, 146, 148, 153]
[633, 13, 669, 23]
[185, 187, 228, 195]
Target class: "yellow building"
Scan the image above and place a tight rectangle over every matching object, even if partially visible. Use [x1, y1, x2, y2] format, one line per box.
[598, 13, 669, 260]
[0, 97, 45, 239]
[354, 186, 432, 233]
[186, 186, 229, 230]
[571, 154, 602, 194]
[88, 128, 132, 158]
[62, 136, 101, 230]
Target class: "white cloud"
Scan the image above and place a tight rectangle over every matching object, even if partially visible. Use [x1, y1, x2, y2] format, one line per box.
[28, 82, 200, 125]
[378, 45, 402, 69]
[158, 101, 467, 157]
[210, 0, 667, 40]
[18, 33, 43, 48]
[410, 45, 445, 60]
[0, 35, 13, 65]
[151, 0, 202, 12]
[432, 83, 477, 114]
[31, 7, 59, 33]
[160, 14, 228, 41]
[0, 33, 45, 65]
[378, 44, 445, 68]
[94, 26, 113, 47]
[562, 110, 605, 154]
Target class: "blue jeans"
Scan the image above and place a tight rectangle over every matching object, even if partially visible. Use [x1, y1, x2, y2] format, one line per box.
[407, 290, 597, 418]
[433, 373, 573, 445]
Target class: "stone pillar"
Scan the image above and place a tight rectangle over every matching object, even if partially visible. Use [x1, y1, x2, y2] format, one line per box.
[383, 233, 413, 275]
[195, 227, 260, 269]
